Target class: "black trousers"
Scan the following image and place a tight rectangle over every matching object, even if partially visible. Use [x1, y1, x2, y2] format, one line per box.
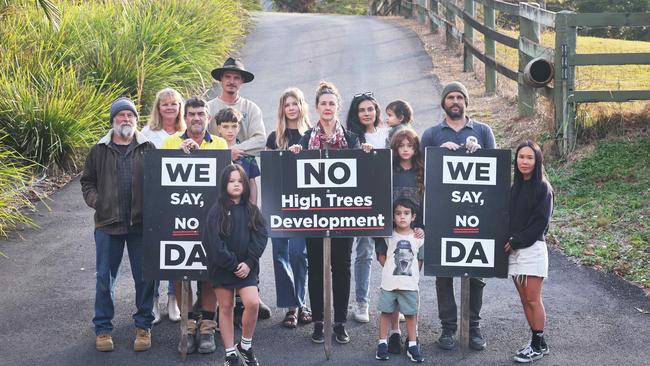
[306, 237, 353, 323]
[436, 276, 486, 331]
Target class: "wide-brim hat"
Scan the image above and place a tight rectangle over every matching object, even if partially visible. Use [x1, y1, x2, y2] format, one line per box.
[211, 57, 254, 83]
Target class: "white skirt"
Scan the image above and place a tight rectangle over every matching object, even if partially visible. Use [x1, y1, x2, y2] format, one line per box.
[508, 240, 548, 278]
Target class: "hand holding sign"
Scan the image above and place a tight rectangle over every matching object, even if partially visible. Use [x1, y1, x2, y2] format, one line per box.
[180, 139, 200, 154]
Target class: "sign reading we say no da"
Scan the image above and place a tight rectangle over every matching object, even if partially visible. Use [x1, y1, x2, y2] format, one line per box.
[143, 149, 232, 281]
[423, 147, 510, 278]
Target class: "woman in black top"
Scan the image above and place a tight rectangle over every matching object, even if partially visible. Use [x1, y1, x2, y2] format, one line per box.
[289, 81, 371, 345]
[504, 140, 553, 363]
[266, 88, 313, 329]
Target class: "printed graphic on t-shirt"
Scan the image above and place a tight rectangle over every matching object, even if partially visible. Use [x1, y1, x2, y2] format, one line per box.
[393, 240, 415, 276]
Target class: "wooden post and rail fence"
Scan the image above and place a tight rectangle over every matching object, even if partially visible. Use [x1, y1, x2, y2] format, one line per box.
[369, 0, 650, 156]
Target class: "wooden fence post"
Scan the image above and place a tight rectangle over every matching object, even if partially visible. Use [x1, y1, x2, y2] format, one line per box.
[429, 0, 439, 33]
[518, 2, 541, 117]
[418, 0, 427, 25]
[484, 1, 497, 93]
[412, 0, 417, 19]
[444, 2, 455, 48]
[553, 10, 577, 156]
[463, 0, 475, 72]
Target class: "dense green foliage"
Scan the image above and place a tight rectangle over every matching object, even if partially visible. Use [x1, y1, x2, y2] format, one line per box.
[0, 0, 249, 235]
[273, 0, 367, 14]
[0, 0, 247, 169]
[547, 139, 650, 287]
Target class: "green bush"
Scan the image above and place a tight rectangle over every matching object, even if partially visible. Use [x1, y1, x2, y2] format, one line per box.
[0, 0, 247, 169]
[0, 62, 124, 170]
[0, 138, 37, 238]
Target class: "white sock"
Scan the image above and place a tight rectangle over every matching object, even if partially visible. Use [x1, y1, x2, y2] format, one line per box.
[408, 341, 417, 347]
[240, 336, 252, 351]
[378, 339, 387, 345]
[225, 347, 236, 356]
[389, 329, 401, 336]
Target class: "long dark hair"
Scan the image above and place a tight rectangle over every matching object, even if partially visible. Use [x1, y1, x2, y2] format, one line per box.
[346, 93, 381, 139]
[512, 140, 553, 200]
[390, 129, 425, 197]
[216, 164, 264, 237]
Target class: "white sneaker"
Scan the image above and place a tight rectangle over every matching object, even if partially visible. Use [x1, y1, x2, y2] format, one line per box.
[168, 294, 181, 322]
[152, 296, 161, 324]
[353, 302, 369, 323]
[398, 312, 405, 322]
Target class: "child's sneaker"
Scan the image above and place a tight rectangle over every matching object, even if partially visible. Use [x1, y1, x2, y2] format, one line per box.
[376, 343, 389, 360]
[236, 343, 259, 366]
[518, 341, 550, 355]
[406, 344, 424, 363]
[387, 333, 402, 354]
[224, 353, 240, 366]
[513, 344, 544, 363]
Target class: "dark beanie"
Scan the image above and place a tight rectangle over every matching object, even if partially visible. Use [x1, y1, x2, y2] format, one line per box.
[440, 81, 469, 107]
[109, 97, 138, 124]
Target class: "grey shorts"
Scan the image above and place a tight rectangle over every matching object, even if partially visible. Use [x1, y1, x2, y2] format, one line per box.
[376, 289, 419, 316]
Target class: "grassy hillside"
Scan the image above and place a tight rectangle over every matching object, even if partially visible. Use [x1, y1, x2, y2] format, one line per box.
[547, 138, 650, 288]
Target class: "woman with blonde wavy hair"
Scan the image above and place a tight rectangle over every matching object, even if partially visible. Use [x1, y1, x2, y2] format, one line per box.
[265, 87, 312, 329]
[266, 87, 311, 150]
[141, 87, 186, 324]
[142, 88, 186, 148]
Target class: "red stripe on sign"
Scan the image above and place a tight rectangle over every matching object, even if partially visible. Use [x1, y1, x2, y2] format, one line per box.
[281, 207, 373, 211]
[272, 227, 385, 231]
[453, 228, 480, 233]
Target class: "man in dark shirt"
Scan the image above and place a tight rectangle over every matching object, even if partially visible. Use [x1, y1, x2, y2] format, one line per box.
[421, 81, 496, 351]
[81, 97, 155, 353]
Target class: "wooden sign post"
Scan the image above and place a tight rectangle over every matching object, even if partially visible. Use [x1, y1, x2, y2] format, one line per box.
[459, 277, 470, 352]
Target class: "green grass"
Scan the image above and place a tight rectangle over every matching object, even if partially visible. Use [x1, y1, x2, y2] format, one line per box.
[313, 0, 367, 15]
[547, 138, 650, 287]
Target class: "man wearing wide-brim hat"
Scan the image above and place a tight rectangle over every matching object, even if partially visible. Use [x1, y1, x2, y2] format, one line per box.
[207, 57, 266, 159]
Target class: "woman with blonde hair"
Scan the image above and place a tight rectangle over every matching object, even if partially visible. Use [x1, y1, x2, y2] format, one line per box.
[266, 88, 311, 150]
[141, 87, 185, 324]
[266, 88, 313, 329]
[142, 88, 186, 148]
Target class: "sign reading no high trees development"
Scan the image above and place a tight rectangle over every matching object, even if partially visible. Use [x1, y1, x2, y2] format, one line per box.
[143, 149, 232, 281]
[261, 149, 393, 238]
[424, 147, 511, 278]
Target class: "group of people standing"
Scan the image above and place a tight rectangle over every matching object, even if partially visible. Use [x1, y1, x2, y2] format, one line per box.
[81, 57, 553, 365]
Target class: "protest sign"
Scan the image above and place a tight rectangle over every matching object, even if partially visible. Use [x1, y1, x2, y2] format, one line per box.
[143, 149, 231, 280]
[261, 149, 392, 238]
[423, 147, 511, 278]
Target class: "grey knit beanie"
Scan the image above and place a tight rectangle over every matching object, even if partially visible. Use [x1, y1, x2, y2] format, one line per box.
[109, 97, 138, 124]
[440, 81, 469, 107]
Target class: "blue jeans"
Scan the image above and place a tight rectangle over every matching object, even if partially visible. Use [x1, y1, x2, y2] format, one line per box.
[353, 237, 374, 304]
[93, 229, 154, 335]
[272, 238, 307, 308]
[153, 280, 174, 298]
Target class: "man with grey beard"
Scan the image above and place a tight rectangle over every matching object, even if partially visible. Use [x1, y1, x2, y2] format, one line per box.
[420, 81, 496, 352]
[81, 97, 156, 353]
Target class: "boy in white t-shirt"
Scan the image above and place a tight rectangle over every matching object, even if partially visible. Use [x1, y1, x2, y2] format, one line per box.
[375, 198, 424, 363]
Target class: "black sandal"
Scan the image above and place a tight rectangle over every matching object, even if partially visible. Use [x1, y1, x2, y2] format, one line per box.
[298, 306, 313, 324]
[282, 310, 298, 328]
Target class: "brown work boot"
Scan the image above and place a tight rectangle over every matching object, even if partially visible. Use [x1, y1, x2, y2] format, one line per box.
[197, 319, 217, 354]
[134, 328, 151, 352]
[96, 333, 114, 352]
[178, 319, 198, 354]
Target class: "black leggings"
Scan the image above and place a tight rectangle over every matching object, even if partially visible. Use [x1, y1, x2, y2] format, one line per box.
[306, 237, 353, 323]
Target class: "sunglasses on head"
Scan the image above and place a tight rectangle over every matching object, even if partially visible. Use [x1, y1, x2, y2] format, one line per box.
[353, 91, 374, 99]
